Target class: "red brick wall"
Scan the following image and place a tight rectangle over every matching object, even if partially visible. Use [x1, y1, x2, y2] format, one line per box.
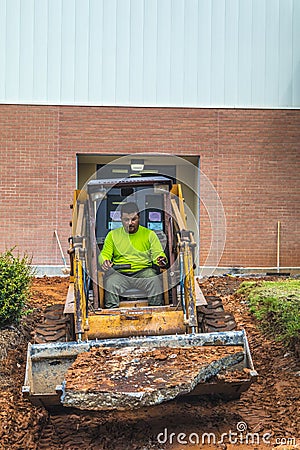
[0, 105, 299, 268]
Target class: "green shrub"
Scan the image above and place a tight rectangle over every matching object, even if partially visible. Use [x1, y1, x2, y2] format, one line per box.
[0, 249, 34, 327]
[238, 280, 300, 348]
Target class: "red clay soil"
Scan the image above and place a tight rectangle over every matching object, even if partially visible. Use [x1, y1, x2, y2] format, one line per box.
[0, 276, 299, 450]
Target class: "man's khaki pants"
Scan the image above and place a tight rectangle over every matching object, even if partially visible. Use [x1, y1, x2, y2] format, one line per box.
[104, 268, 163, 308]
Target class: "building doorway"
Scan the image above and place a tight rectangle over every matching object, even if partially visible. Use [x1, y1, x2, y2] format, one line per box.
[77, 154, 200, 259]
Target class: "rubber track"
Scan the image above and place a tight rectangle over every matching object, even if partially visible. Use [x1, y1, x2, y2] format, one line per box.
[198, 295, 237, 333]
[33, 304, 71, 344]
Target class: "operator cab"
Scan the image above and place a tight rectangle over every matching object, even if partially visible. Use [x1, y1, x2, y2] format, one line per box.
[86, 176, 177, 309]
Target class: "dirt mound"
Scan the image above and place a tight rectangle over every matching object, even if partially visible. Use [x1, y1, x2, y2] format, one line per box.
[0, 324, 47, 449]
[0, 277, 69, 450]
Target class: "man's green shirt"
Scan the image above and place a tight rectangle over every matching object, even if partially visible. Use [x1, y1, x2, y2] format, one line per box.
[99, 225, 166, 272]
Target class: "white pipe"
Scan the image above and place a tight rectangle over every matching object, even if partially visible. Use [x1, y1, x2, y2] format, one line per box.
[54, 230, 67, 268]
[277, 221, 281, 273]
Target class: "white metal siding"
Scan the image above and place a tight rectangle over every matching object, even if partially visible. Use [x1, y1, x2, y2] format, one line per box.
[0, 0, 299, 108]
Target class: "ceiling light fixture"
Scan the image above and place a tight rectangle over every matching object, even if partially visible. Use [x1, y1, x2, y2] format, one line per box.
[130, 159, 144, 171]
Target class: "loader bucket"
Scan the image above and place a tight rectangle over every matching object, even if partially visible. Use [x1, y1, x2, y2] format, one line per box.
[22, 330, 257, 412]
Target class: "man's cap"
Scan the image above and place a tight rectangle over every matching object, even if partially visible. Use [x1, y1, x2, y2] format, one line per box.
[120, 202, 139, 215]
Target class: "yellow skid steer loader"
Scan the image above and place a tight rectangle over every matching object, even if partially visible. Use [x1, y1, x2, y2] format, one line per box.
[23, 175, 257, 411]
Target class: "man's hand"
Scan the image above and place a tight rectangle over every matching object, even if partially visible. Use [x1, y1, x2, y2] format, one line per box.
[156, 256, 167, 268]
[101, 260, 113, 271]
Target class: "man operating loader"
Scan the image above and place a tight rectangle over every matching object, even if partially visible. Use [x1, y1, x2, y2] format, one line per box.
[99, 202, 167, 308]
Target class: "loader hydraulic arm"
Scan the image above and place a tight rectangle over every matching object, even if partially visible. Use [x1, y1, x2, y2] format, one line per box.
[73, 245, 88, 341]
[70, 191, 90, 341]
[177, 231, 198, 331]
[171, 184, 198, 332]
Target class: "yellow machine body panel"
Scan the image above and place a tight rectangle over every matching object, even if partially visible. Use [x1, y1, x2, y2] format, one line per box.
[86, 307, 186, 340]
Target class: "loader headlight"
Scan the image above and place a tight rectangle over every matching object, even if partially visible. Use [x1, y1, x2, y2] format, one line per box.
[90, 190, 106, 202]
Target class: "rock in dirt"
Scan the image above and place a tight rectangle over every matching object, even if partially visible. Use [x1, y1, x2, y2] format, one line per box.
[62, 345, 245, 411]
